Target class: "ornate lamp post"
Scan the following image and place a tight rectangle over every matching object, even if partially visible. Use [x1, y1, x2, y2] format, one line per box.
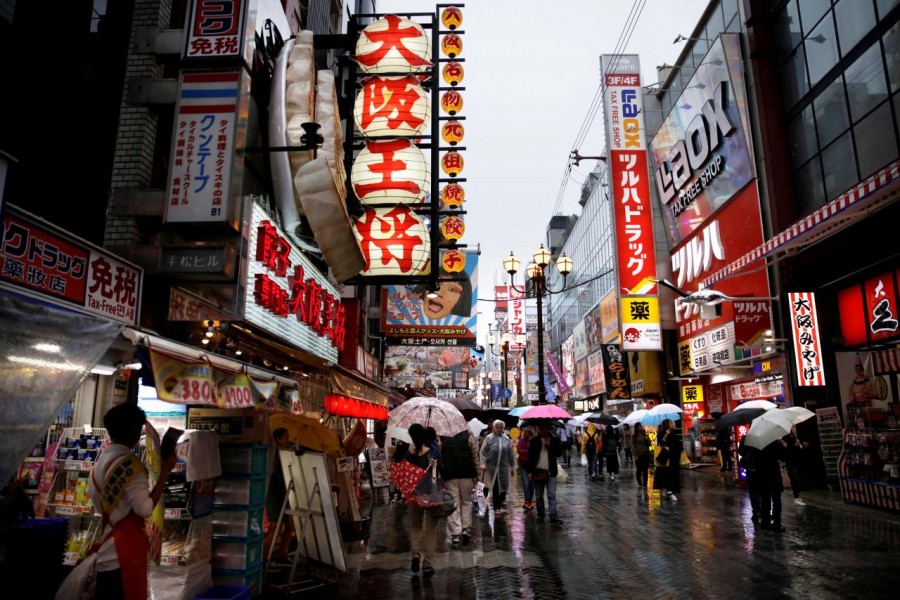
[487, 329, 511, 406]
[504, 245, 573, 405]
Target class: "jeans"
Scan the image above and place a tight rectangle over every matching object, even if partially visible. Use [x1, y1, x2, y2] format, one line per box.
[635, 452, 651, 485]
[518, 466, 534, 503]
[586, 453, 598, 477]
[445, 477, 474, 537]
[532, 476, 558, 521]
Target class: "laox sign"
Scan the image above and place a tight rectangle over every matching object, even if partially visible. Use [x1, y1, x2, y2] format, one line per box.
[655, 81, 735, 208]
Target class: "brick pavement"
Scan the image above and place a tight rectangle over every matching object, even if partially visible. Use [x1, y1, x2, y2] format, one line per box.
[262, 459, 900, 600]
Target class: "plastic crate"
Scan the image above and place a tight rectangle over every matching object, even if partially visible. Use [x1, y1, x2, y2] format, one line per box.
[212, 567, 262, 598]
[219, 444, 267, 476]
[214, 476, 266, 508]
[194, 584, 250, 600]
[211, 505, 265, 540]
[211, 536, 263, 571]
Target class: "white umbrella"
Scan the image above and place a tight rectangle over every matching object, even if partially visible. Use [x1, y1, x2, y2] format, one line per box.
[468, 418, 488, 437]
[641, 403, 684, 426]
[388, 396, 469, 439]
[734, 399, 778, 411]
[619, 409, 649, 428]
[386, 424, 412, 444]
[744, 409, 797, 450]
[784, 406, 815, 424]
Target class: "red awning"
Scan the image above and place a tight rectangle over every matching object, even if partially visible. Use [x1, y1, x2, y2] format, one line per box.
[873, 347, 900, 375]
[702, 159, 900, 288]
[324, 393, 389, 420]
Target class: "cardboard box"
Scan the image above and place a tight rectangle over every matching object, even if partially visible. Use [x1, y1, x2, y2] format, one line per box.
[187, 408, 268, 444]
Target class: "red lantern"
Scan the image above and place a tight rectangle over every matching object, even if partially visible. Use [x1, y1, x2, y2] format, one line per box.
[441, 249, 466, 273]
[440, 89, 464, 115]
[441, 33, 463, 58]
[441, 150, 464, 177]
[441, 120, 464, 145]
[441, 7, 463, 30]
[442, 61, 464, 86]
[355, 15, 432, 74]
[441, 182, 465, 208]
[440, 215, 465, 241]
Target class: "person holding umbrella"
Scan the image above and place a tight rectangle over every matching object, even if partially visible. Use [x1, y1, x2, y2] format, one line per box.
[403, 423, 443, 577]
[516, 427, 536, 512]
[527, 422, 564, 526]
[479, 420, 516, 515]
[602, 424, 622, 482]
[756, 438, 787, 532]
[652, 418, 682, 501]
[632, 422, 653, 489]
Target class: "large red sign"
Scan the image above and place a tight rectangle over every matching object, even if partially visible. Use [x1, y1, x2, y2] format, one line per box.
[672, 185, 771, 345]
[838, 270, 900, 346]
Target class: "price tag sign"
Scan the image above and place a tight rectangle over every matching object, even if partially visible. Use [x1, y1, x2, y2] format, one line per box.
[63, 460, 82, 471]
[56, 505, 80, 516]
[160, 554, 180, 567]
[217, 373, 254, 408]
[149, 349, 217, 405]
[164, 508, 183, 519]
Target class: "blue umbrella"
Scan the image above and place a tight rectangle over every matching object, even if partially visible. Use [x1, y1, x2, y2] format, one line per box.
[640, 403, 683, 426]
[508, 406, 531, 417]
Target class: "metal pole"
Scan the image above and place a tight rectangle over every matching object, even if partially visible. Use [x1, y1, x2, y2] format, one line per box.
[501, 345, 508, 405]
[536, 276, 546, 405]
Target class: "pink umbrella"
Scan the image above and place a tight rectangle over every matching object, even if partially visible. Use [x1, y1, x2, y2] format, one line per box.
[520, 404, 572, 421]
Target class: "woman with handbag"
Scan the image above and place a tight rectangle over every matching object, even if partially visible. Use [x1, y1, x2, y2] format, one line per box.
[632, 423, 653, 489]
[479, 420, 516, 515]
[404, 423, 442, 578]
[87, 402, 177, 600]
[652, 418, 682, 501]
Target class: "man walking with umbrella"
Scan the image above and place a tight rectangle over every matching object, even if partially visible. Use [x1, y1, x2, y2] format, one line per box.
[440, 429, 480, 546]
[527, 422, 564, 526]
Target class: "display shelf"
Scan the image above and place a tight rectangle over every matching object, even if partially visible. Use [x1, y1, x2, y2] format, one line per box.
[160, 514, 213, 566]
[696, 419, 719, 464]
[838, 423, 900, 512]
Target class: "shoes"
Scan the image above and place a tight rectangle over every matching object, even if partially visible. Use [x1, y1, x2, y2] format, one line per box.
[411, 555, 420, 573]
[665, 491, 673, 497]
[794, 498, 806, 506]
[669, 494, 678, 501]
[610, 475, 616, 481]
[423, 562, 435, 578]
[461, 532, 471, 546]
[450, 535, 460, 547]
[549, 519, 564, 526]
[523, 502, 535, 511]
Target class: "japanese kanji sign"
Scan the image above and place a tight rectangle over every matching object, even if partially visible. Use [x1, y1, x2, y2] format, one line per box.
[789, 292, 826, 386]
[183, 0, 247, 61]
[601, 344, 631, 401]
[619, 296, 662, 351]
[1, 206, 142, 325]
[837, 270, 900, 346]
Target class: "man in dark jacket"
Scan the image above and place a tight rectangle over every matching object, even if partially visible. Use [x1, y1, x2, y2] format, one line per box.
[526, 422, 564, 526]
[440, 430, 480, 546]
[756, 439, 787, 532]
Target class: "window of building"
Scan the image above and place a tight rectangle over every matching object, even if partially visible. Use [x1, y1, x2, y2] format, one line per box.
[789, 105, 818, 166]
[845, 43, 889, 122]
[854, 101, 898, 177]
[795, 157, 826, 215]
[883, 23, 900, 93]
[877, 0, 900, 18]
[813, 77, 849, 147]
[821, 131, 858, 199]
[835, 0, 876, 55]
[775, 0, 803, 57]
[798, 0, 831, 33]
[805, 15, 840, 86]
[722, 0, 740, 28]
[781, 46, 810, 109]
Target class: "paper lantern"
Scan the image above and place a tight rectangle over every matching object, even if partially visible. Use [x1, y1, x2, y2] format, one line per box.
[353, 205, 430, 275]
[441, 33, 463, 58]
[355, 75, 430, 137]
[441, 120, 464, 145]
[441, 249, 466, 273]
[440, 89, 464, 115]
[440, 182, 465, 208]
[441, 7, 463, 30]
[440, 215, 465, 241]
[441, 150, 464, 177]
[351, 138, 430, 205]
[442, 61, 464, 86]
[355, 15, 432, 74]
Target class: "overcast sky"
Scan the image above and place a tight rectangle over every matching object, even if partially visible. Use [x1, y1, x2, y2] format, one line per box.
[374, 0, 711, 343]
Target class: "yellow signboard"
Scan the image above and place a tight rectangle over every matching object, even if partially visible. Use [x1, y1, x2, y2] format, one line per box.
[678, 339, 692, 376]
[619, 296, 662, 351]
[681, 384, 704, 404]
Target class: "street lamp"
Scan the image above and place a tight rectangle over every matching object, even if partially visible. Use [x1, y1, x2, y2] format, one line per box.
[488, 329, 511, 406]
[504, 245, 573, 405]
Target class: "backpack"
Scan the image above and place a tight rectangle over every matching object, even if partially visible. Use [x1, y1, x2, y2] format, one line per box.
[585, 432, 601, 454]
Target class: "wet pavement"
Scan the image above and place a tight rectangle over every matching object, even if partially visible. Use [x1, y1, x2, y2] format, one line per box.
[263, 458, 900, 599]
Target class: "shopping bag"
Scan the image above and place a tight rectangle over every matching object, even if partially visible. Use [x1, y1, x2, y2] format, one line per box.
[557, 465, 568, 484]
[581, 453, 588, 467]
[389, 459, 428, 501]
[55, 552, 98, 600]
[473, 481, 487, 518]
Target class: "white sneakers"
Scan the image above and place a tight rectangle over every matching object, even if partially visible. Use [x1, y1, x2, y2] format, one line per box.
[794, 498, 806, 505]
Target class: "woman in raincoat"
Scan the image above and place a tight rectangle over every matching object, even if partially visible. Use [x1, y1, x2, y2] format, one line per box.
[479, 420, 516, 514]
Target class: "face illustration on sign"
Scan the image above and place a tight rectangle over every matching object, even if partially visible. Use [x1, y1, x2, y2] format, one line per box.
[414, 280, 470, 319]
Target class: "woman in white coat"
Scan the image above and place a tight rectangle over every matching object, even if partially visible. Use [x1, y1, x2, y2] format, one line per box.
[479, 420, 516, 514]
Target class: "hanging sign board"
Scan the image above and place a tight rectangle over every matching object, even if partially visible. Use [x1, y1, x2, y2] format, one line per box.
[789, 292, 826, 386]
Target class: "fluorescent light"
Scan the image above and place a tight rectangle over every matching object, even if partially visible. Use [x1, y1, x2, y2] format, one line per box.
[33, 343, 62, 354]
[90, 364, 118, 376]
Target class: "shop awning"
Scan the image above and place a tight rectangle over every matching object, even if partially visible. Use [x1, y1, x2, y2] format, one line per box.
[324, 393, 389, 420]
[330, 366, 391, 408]
[702, 159, 900, 288]
[873, 347, 900, 375]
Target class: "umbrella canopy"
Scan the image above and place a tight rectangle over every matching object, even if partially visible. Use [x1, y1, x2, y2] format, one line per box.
[734, 399, 778, 411]
[715, 408, 768, 430]
[784, 406, 815, 424]
[583, 412, 619, 425]
[618, 409, 649, 428]
[388, 396, 469, 439]
[468, 418, 488, 437]
[641, 403, 684, 426]
[508, 406, 531, 418]
[520, 404, 572, 421]
[744, 409, 797, 450]
[476, 407, 519, 428]
[268, 413, 341, 452]
[443, 394, 482, 420]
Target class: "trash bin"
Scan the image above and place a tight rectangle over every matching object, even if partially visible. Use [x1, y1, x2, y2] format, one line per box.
[0, 517, 69, 598]
[194, 584, 250, 600]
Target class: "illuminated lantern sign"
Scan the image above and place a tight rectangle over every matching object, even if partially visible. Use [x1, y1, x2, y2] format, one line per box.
[441, 120, 464, 145]
[355, 14, 431, 74]
[441, 150, 464, 176]
[441, 33, 462, 57]
[441, 182, 465, 208]
[353, 205, 430, 276]
[354, 75, 430, 138]
[440, 89, 464, 115]
[441, 249, 466, 273]
[788, 292, 826, 386]
[351, 139, 430, 205]
[441, 6, 463, 29]
[440, 215, 465, 241]
[442, 61, 464, 86]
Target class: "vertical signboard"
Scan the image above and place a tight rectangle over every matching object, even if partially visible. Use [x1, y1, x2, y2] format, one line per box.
[183, 0, 247, 61]
[789, 292, 826, 386]
[508, 287, 526, 350]
[601, 54, 661, 351]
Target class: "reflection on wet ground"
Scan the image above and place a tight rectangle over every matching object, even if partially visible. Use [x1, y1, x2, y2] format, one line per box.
[264, 461, 900, 599]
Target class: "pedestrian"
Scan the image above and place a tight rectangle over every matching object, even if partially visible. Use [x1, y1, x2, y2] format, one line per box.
[717, 426, 734, 472]
[652, 418, 682, 501]
[425, 426, 442, 461]
[632, 423, 652, 488]
[88, 402, 178, 600]
[602, 424, 621, 481]
[559, 422, 574, 466]
[479, 420, 516, 515]
[756, 438, 787, 532]
[738, 436, 761, 523]
[516, 427, 536, 512]
[582, 423, 603, 481]
[439, 429, 479, 547]
[621, 423, 633, 467]
[404, 423, 441, 577]
[782, 425, 807, 505]
[527, 422, 564, 526]
[265, 427, 296, 560]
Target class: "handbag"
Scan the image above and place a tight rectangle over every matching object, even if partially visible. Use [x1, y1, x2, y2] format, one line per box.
[654, 446, 670, 467]
[431, 489, 457, 518]
[529, 468, 549, 482]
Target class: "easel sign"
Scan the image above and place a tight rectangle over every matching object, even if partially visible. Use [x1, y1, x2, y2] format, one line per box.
[368, 448, 390, 488]
[279, 449, 347, 572]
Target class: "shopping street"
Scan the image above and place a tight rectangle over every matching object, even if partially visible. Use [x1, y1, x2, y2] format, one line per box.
[264, 460, 900, 600]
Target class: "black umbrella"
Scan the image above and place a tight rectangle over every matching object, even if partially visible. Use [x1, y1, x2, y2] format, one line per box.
[584, 412, 619, 426]
[443, 395, 482, 420]
[477, 407, 519, 428]
[716, 408, 767, 430]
